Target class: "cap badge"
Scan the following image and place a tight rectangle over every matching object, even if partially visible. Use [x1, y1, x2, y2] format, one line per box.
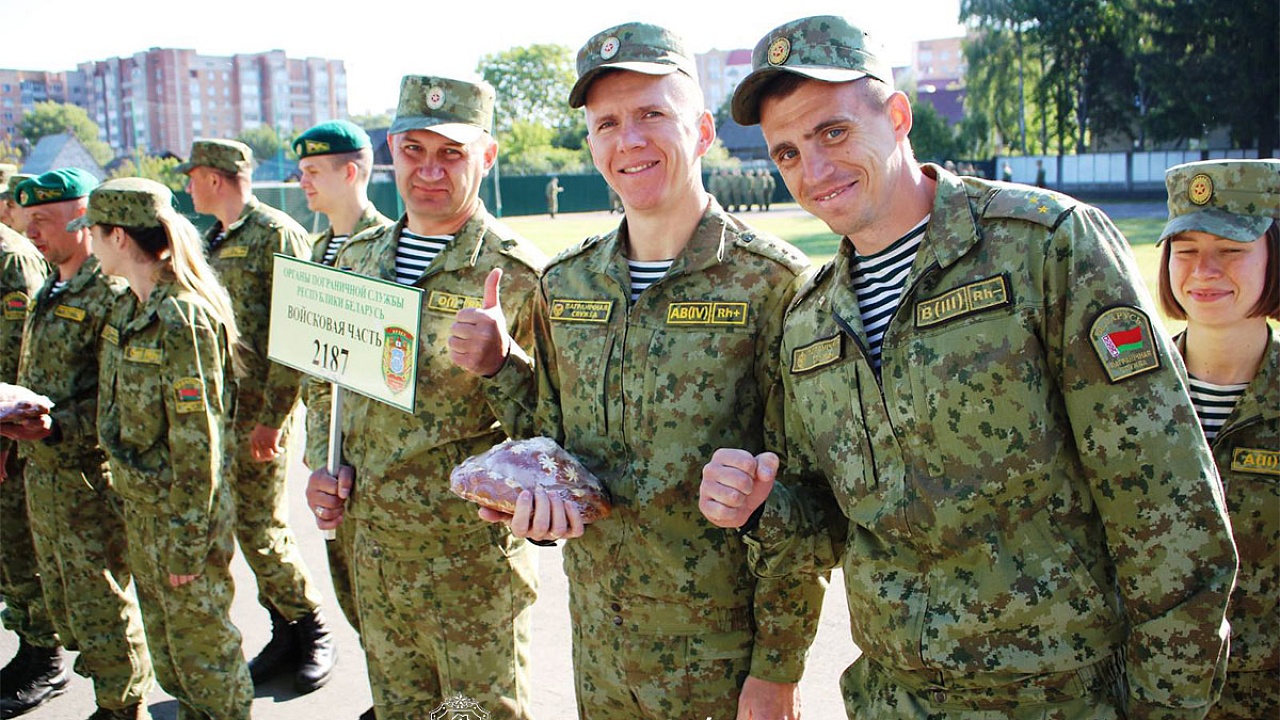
[34, 187, 61, 201]
[600, 36, 620, 60]
[768, 37, 791, 66]
[426, 87, 446, 110]
[304, 140, 330, 154]
[17, 190, 28, 205]
[1188, 173, 1214, 206]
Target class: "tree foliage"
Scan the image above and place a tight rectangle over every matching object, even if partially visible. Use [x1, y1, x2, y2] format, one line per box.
[909, 100, 961, 164]
[17, 101, 113, 165]
[349, 112, 392, 130]
[236, 125, 287, 163]
[477, 44, 579, 137]
[107, 155, 187, 191]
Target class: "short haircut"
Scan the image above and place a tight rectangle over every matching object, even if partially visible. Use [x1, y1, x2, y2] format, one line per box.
[1158, 220, 1280, 321]
[326, 147, 374, 180]
[755, 74, 892, 117]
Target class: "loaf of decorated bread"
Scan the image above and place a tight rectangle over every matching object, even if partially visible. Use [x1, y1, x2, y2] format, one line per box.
[450, 436, 611, 523]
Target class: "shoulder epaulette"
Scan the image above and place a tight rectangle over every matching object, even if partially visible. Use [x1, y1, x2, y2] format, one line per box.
[347, 222, 391, 246]
[547, 232, 609, 269]
[788, 262, 833, 312]
[484, 218, 548, 273]
[731, 227, 809, 273]
[978, 185, 1077, 230]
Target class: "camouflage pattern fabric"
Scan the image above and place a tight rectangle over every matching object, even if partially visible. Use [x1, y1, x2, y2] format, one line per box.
[746, 166, 1237, 717]
[0, 226, 55, 648]
[98, 279, 251, 719]
[15, 255, 153, 707]
[1178, 330, 1279, 720]
[486, 200, 824, 716]
[307, 206, 545, 719]
[1160, 159, 1280, 243]
[176, 139, 254, 175]
[204, 196, 323, 619]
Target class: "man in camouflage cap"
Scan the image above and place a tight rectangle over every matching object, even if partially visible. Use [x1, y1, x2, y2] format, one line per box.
[180, 138, 337, 694]
[305, 74, 545, 720]
[3, 168, 155, 719]
[451, 21, 822, 720]
[2, 169, 34, 234]
[1158, 158, 1280, 720]
[700, 14, 1238, 719]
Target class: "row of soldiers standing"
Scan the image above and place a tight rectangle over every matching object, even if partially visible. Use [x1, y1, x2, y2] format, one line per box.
[708, 168, 776, 212]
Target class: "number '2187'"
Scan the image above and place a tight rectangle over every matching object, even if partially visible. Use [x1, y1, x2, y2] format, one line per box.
[313, 341, 350, 374]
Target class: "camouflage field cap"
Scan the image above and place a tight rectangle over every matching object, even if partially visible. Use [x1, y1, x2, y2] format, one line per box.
[176, 139, 255, 175]
[13, 168, 99, 207]
[732, 15, 895, 126]
[293, 120, 371, 159]
[1160, 159, 1280, 243]
[568, 22, 698, 108]
[389, 75, 494, 144]
[66, 177, 175, 232]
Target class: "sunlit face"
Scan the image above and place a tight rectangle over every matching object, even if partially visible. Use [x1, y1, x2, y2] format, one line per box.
[760, 78, 910, 243]
[1168, 230, 1269, 328]
[2, 198, 27, 233]
[89, 224, 124, 277]
[23, 200, 87, 271]
[389, 129, 495, 234]
[184, 167, 218, 215]
[298, 155, 352, 214]
[584, 71, 714, 215]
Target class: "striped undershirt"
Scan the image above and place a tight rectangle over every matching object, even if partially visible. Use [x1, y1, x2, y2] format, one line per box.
[395, 229, 451, 286]
[321, 235, 348, 266]
[852, 217, 929, 371]
[49, 280, 68, 298]
[1188, 376, 1246, 442]
[628, 259, 674, 303]
[207, 231, 227, 253]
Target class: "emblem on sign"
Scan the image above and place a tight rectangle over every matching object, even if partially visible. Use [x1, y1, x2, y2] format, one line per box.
[383, 326, 415, 394]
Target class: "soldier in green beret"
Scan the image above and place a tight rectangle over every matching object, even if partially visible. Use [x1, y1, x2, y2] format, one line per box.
[80, 177, 253, 720]
[305, 74, 545, 720]
[179, 139, 336, 693]
[700, 14, 1238, 719]
[1156, 159, 1280, 720]
[2, 169, 155, 720]
[0, 162, 61, 720]
[451, 21, 823, 720]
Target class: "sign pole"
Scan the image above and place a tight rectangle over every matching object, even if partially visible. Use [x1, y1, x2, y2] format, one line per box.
[323, 385, 344, 541]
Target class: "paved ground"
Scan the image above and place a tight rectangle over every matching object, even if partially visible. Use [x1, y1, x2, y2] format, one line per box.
[2, 430, 859, 720]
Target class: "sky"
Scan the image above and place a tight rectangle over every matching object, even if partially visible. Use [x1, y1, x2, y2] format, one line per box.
[0, 0, 967, 115]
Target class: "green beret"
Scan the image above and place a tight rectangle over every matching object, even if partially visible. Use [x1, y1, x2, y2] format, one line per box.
[389, 75, 494, 144]
[568, 22, 698, 109]
[293, 120, 371, 159]
[732, 15, 895, 126]
[13, 168, 99, 208]
[176, 139, 255, 175]
[1160, 159, 1280, 243]
[66, 177, 175, 232]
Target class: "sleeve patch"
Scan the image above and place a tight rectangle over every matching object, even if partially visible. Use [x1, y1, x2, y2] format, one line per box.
[1088, 306, 1162, 383]
[3, 291, 30, 320]
[218, 246, 250, 259]
[1231, 448, 1280, 476]
[173, 378, 206, 414]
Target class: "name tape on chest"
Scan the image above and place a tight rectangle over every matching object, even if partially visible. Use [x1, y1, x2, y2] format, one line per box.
[218, 246, 250, 259]
[1231, 447, 1279, 476]
[915, 275, 1011, 328]
[2, 291, 30, 320]
[665, 302, 749, 326]
[549, 298, 613, 324]
[173, 377, 205, 414]
[101, 325, 120, 346]
[791, 335, 843, 373]
[53, 304, 86, 322]
[124, 346, 164, 365]
[426, 290, 483, 314]
[1088, 306, 1161, 383]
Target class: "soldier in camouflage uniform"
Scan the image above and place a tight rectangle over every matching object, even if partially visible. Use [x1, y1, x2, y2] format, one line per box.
[1, 168, 32, 234]
[5, 170, 154, 720]
[83, 177, 253, 720]
[453, 23, 823, 720]
[305, 75, 545, 720]
[760, 168, 776, 210]
[179, 139, 336, 693]
[0, 163, 63, 719]
[294, 120, 393, 649]
[1156, 160, 1280, 720]
[700, 16, 1238, 719]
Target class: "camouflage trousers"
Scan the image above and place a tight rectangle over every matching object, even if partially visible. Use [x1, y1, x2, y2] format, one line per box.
[839, 656, 1123, 720]
[353, 520, 537, 720]
[1209, 668, 1279, 719]
[24, 460, 153, 709]
[0, 452, 58, 649]
[122, 490, 252, 720]
[325, 513, 361, 636]
[225, 414, 322, 620]
[567, 589, 753, 720]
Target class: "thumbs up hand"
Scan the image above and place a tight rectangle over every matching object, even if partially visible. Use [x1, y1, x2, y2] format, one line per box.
[450, 267, 514, 377]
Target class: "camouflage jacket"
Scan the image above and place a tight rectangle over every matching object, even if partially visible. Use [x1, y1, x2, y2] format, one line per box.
[748, 167, 1237, 716]
[97, 280, 234, 576]
[204, 196, 312, 429]
[1, 226, 48, 384]
[306, 207, 545, 552]
[488, 200, 824, 682]
[302, 203, 394, 469]
[17, 256, 126, 468]
[1177, 329, 1279, 677]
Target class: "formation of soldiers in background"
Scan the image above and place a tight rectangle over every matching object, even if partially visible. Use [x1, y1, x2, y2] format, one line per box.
[707, 168, 776, 212]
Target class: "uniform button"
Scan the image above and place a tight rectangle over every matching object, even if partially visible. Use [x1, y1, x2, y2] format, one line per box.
[932, 690, 946, 704]
[610, 603, 621, 612]
[612, 615, 623, 626]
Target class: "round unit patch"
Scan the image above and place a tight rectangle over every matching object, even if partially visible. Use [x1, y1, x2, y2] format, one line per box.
[600, 36, 620, 60]
[768, 37, 791, 66]
[426, 87, 446, 110]
[1188, 173, 1214, 206]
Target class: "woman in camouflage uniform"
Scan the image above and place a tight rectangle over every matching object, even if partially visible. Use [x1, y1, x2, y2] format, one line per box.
[1158, 159, 1280, 720]
[78, 178, 254, 720]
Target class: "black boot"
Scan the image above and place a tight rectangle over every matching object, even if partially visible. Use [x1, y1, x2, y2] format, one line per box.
[248, 607, 300, 685]
[0, 641, 31, 689]
[293, 609, 336, 693]
[0, 642, 68, 718]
